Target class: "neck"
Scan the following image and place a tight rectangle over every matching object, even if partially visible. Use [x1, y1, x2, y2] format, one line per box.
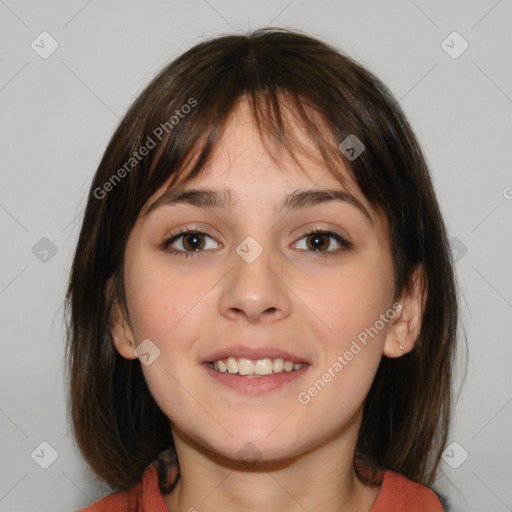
[163, 423, 381, 512]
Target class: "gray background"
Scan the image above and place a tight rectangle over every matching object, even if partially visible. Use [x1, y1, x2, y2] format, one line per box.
[1, 1, 511, 511]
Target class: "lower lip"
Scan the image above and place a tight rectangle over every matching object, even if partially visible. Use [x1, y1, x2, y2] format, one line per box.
[202, 363, 311, 395]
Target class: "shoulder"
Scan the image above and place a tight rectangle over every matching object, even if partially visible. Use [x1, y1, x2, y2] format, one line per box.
[370, 470, 444, 512]
[74, 449, 179, 512]
[74, 465, 164, 512]
[74, 484, 140, 512]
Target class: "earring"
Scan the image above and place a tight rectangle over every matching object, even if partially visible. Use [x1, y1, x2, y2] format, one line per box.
[399, 342, 404, 350]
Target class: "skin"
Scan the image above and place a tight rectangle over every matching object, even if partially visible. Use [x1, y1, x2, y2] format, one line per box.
[110, 99, 425, 512]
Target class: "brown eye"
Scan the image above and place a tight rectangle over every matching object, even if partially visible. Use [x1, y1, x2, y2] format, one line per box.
[306, 233, 331, 252]
[162, 228, 220, 257]
[293, 229, 351, 255]
[181, 233, 206, 251]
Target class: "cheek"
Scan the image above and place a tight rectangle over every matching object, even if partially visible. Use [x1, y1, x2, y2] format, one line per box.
[124, 251, 210, 341]
[306, 262, 394, 346]
[294, 270, 392, 428]
[296, 256, 394, 408]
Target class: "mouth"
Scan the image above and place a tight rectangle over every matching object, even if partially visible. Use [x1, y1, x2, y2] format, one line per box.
[200, 345, 312, 394]
[201, 354, 311, 395]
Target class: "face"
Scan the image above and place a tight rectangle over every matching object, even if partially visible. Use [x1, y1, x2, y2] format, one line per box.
[111, 100, 408, 464]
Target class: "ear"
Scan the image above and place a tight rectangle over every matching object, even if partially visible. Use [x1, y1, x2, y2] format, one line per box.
[383, 265, 427, 358]
[106, 277, 137, 360]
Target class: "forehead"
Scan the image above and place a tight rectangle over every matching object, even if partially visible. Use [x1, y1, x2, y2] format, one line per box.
[142, 98, 383, 229]
[179, 99, 364, 198]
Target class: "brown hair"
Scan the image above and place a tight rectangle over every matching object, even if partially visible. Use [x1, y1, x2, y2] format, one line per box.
[64, 28, 460, 492]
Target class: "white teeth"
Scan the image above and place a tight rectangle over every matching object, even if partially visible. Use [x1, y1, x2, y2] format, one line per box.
[254, 358, 273, 375]
[209, 357, 305, 376]
[273, 358, 284, 372]
[284, 361, 294, 372]
[238, 358, 254, 375]
[226, 357, 238, 374]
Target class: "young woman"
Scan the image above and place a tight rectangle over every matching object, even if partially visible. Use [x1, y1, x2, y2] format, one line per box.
[65, 28, 459, 511]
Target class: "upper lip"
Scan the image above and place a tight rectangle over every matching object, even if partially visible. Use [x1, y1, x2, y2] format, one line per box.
[202, 344, 310, 365]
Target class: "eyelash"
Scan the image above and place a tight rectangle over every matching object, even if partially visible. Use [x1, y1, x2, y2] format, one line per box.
[161, 227, 351, 259]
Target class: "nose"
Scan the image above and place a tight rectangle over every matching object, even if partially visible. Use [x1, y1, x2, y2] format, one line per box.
[218, 242, 292, 324]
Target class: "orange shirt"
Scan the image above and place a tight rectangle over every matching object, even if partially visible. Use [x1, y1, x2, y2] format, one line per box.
[76, 456, 444, 512]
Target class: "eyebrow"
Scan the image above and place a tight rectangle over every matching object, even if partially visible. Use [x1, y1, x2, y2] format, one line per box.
[143, 187, 373, 223]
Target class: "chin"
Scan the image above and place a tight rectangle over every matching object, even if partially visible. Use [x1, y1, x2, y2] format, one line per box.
[202, 429, 306, 465]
